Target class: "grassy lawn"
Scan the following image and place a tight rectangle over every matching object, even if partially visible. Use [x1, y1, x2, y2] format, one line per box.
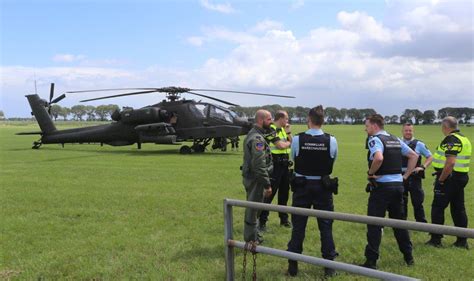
[1, 122, 473, 280]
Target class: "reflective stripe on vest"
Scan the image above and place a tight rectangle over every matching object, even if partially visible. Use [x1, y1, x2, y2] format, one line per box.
[269, 124, 291, 155]
[432, 132, 471, 172]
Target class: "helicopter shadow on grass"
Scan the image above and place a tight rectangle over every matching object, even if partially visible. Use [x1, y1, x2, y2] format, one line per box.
[8, 145, 241, 158]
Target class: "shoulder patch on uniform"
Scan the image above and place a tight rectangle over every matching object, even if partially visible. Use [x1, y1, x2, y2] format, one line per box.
[369, 139, 376, 148]
[255, 141, 265, 151]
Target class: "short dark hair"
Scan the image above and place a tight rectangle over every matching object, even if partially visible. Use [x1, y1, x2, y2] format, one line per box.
[366, 114, 384, 129]
[403, 122, 413, 127]
[274, 110, 287, 121]
[308, 105, 324, 126]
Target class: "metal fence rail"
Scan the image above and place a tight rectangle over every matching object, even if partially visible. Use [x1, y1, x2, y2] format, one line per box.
[224, 198, 474, 280]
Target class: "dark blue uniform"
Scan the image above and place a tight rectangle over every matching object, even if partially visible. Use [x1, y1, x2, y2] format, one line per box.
[364, 131, 413, 267]
[401, 139, 431, 222]
[287, 129, 338, 275]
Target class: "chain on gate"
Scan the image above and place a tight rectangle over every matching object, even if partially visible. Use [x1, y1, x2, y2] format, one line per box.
[242, 241, 258, 280]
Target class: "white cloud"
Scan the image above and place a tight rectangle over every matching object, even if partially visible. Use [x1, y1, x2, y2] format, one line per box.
[291, 0, 305, 10]
[187, 36, 204, 47]
[2, 2, 473, 117]
[200, 0, 236, 14]
[52, 54, 86, 63]
[337, 11, 412, 43]
[250, 20, 284, 33]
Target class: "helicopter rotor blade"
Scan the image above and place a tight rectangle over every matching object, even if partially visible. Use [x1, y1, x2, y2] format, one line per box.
[67, 88, 157, 93]
[191, 89, 295, 98]
[80, 90, 159, 102]
[187, 91, 239, 107]
[51, 94, 66, 104]
[49, 83, 55, 103]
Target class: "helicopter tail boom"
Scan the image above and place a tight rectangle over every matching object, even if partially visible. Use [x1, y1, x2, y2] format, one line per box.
[26, 94, 57, 134]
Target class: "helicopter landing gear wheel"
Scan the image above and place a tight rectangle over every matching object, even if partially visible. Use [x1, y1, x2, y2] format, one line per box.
[180, 145, 192, 154]
[32, 141, 42, 149]
[192, 144, 206, 153]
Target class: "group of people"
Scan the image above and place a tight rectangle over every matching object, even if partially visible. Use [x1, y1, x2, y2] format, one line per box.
[241, 106, 471, 277]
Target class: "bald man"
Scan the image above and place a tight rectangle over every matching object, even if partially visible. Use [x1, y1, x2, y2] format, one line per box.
[241, 109, 274, 243]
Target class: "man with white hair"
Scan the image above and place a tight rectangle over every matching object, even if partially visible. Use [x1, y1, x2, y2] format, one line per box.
[427, 116, 472, 249]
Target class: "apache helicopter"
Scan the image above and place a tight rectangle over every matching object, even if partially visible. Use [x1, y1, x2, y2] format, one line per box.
[18, 83, 294, 154]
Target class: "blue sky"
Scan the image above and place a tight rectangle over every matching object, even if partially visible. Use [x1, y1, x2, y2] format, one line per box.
[1, 0, 473, 117]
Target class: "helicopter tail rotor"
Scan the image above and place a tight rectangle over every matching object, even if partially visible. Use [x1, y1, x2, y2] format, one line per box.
[46, 83, 66, 114]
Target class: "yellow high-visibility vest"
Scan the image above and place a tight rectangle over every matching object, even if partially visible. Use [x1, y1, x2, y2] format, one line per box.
[269, 124, 291, 155]
[432, 132, 471, 173]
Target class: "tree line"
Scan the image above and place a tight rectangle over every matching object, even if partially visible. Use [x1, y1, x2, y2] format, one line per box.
[48, 104, 120, 121]
[229, 105, 474, 124]
[0, 105, 472, 124]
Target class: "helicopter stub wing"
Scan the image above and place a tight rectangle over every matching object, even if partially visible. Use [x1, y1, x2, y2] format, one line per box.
[134, 122, 176, 135]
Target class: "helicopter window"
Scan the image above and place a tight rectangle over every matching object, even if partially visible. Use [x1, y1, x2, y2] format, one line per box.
[190, 104, 206, 117]
[194, 104, 208, 117]
[209, 106, 233, 122]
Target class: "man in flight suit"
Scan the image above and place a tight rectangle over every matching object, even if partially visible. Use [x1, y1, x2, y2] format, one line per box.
[427, 116, 472, 249]
[362, 114, 418, 269]
[259, 110, 292, 231]
[401, 123, 433, 222]
[286, 106, 339, 277]
[241, 109, 273, 243]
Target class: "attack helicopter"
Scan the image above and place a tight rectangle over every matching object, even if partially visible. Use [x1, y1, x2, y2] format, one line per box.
[18, 83, 294, 154]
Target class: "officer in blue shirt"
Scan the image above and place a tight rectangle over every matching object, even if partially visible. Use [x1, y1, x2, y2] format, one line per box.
[361, 114, 418, 270]
[401, 123, 433, 223]
[286, 106, 338, 277]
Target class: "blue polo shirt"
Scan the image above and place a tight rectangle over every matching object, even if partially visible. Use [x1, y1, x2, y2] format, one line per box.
[401, 138, 432, 172]
[292, 128, 338, 180]
[368, 130, 413, 183]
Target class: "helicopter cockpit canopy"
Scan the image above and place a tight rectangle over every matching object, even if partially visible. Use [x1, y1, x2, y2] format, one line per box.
[194, 103, 236, 123]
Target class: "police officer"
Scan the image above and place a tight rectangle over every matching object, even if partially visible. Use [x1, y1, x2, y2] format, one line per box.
[287, 106, 338, 277]
[241, 109, 273, 243]
[426, 116, 471, 249]
[361, 114, 418, 269]
[401, 123, 433, 222]
[259, 110, 292, 231]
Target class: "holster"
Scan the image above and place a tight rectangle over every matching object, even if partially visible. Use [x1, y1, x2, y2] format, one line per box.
[365, 178, 379, 193]
[322, 175, 339, 195]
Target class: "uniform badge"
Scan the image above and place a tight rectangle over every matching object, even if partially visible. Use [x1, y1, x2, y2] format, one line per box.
[446, 143, 454, 150]
[369, 140, 376, 148]
[255, 142, 265, 151]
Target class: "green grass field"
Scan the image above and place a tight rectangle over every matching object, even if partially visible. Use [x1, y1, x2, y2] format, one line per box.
[1, 122, 473, 280]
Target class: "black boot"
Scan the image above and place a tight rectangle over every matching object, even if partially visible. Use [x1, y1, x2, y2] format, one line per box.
[288, 260, 298, 277]
[425, 237, 442, 248]
[360, 259, 377, 269]
[403, 253, 414, 266]
[324, 267, 337, 277]
[453, 239, 469, 249]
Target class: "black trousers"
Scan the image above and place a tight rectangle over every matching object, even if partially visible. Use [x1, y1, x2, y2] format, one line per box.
[402, 176, 427, 222]
[431, 173, 469, 241]
[365, 183, 412, 261]
[287, 180, 337, 260]
[259, 160, 290, 223]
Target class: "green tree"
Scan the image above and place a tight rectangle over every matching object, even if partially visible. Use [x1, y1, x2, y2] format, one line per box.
[59, 107, 70, 121]
[339, 108, 348, 124]
[324, 107, 340, 124]
[384, 115, 391, 124]
[422, 110, 436, 124]
[85, 105, 96, 121]
[0, 110, 5, 120]
[50, 104, 62, 121]
[390, 115, 399, 124]
[70, 105, 87, 121]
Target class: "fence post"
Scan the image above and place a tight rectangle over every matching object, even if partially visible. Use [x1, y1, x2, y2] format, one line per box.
[224, 199, 234, 280]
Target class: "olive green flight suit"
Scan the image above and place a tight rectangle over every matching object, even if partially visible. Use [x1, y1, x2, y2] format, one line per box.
[241, 126, 273, 242]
